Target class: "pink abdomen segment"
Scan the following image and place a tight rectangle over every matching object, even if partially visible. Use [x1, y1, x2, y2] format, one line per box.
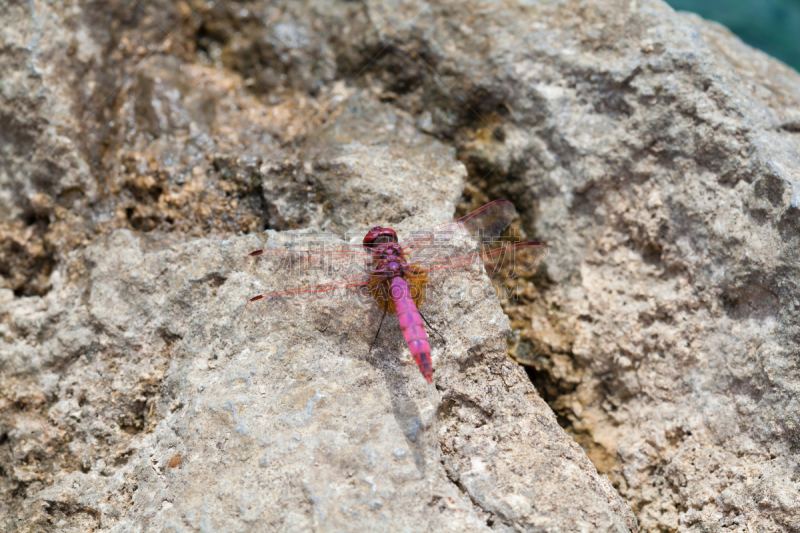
[390, 277, 433, 383]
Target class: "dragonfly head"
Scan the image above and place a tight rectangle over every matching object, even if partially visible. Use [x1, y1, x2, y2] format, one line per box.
[363, 226, 398, 248]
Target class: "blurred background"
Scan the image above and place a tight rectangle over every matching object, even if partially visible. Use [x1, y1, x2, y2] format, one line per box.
[666, 0, 800, 71]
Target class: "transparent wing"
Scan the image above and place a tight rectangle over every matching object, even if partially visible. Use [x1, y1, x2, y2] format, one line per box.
[422, 242, 548, 281]
[245, 201, 545, 310]
[400, 200, 520, 264]
[246, 272, 373, 306]
[248, 244, 374, 279]
[244, 270, 388, 354]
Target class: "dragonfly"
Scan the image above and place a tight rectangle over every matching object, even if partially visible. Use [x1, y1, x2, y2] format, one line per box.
[246, 200, 548, 383]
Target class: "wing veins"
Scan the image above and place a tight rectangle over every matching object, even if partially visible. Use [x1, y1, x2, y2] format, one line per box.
[248, 272, 370, 303]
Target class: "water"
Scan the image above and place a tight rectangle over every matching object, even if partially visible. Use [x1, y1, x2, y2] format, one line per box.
[667, 0, 800, 72]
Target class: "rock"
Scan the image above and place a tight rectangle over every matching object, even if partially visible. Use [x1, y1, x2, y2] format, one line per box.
[303, 1, 796, 532]
[1, 1, 635, 528]
[2, 225, 634, 532]
[258, 92, 465, 233]
[4, 0, 798, 531]
[55, 228, 639, 530]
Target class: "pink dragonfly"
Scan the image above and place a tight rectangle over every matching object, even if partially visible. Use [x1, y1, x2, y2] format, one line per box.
[246, 200, 548, 383]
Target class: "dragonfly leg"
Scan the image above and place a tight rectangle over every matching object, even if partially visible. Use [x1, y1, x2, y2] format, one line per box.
[369, 309, 388, 354]
[419, 311, 445, 344]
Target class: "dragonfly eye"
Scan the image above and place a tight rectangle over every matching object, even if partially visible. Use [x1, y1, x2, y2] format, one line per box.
[363, 227, 398, 247]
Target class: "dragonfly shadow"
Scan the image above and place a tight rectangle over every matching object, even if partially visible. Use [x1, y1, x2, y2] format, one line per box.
[306, 303, 442, 481]
[244, 293, 379, 341]
[367, 324, 439, 479]
[245, 298, 439, 478]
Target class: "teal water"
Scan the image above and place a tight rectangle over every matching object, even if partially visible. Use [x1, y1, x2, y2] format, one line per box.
[666, 0, 800, 71]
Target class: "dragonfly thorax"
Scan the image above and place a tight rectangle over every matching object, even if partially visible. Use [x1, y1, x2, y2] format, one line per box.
[371, 242, 409, 278]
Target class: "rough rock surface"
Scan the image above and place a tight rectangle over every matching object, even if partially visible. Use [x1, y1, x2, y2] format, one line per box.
[2, 1, 637, 531]
[2, 0, 799, 532]
[2, 227, 633, 532]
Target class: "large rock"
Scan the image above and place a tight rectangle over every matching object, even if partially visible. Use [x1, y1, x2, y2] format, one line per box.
[307, 1, 797, 532]
[3, 0, 799, 531]
[1, 1, 635, 530]
[2, 225, 633, 531]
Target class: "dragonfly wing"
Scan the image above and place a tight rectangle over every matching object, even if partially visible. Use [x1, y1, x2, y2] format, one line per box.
[400, 200, 520, 262]
[423, 242, 548, 280]
[249, 245, 374, 279]
[247, 272, 372, 306]
[245, 271, 388, 352]
[456, 199, 519, 240]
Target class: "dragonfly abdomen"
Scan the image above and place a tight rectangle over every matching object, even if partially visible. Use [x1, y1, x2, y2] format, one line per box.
[391, 277, 433, 383]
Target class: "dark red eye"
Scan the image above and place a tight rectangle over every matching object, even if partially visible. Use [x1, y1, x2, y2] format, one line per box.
[363, 227, 398, 247]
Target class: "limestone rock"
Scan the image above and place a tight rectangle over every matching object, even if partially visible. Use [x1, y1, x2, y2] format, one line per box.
[4, 226, 631, 531]
[1, 2, 635, 529]
[4, 0, 799, 531]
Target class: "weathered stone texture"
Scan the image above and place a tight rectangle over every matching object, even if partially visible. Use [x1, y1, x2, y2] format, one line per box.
[2, 0, 799, 532]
